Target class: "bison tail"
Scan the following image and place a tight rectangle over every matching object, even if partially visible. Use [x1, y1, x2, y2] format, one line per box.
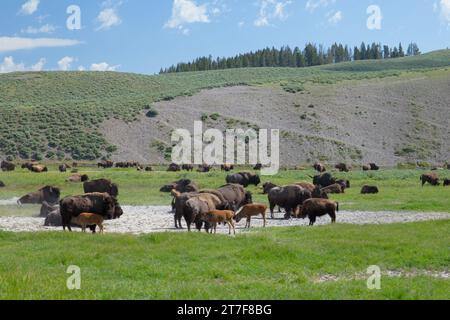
[336, 202, 339, 212]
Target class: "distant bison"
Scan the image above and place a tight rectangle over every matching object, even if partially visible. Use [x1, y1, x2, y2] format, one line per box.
[296, 199, 339, 226]
[321, 183, 344, 194]
[421, 173, 440, 186]
[253, 163, 262, 170]
[226, 172, 261, 187]
[145, 166, 153, 172]
[18, 186, 61, 205]
[443, 179, 450, 187]
[83, 179, 119, 198]
[58, 164, 68, 172]
[66, 174, 89, 183]
[1, 161, 15, 172]
[182, 164, 194, 171]
[160, 179, 199, 193]
[362, 165, 370, 171]
[313, 162, 326, 173]
[167, 163, 181, 172]
[336, 179, 350, 189]
[0, 181, 5, 188]
[369, 163, 380, 171]
[40, 201, 59, 218]
[361, 185, 379, 194]
[60, 193, 123, 232]
[21, 162, 37, 170]
[221, 164, 234, 172]
[31, 165, 48, 173]
[312, 173, 336, 188]
[335, 163, 350, 172]
[197, 164, 212, 173]
[98, 160, 114, 168]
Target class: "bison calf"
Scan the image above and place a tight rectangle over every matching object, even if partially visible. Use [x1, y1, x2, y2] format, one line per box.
[234, 204, 268, 228]
[71, 213, 105, 234]
[203, 210, 236, 235]
[296, 199, 339, 226]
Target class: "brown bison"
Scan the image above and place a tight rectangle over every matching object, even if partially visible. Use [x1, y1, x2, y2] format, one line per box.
[167, 163, 181, 172]
[321, 183, 345, 194]
[226, 172, 261, 187]
[313, 162, 326, 173]
[182, 164, 194, 171]
[59, 164, 68, 172]
[98, 160, 114, 168]
[296, 199, 339, 226]
[197, 164, 212, 173]
[83, 179, 119, 198]
[335, 163, 350, 172]
[221, 164, 234, 172]
[18, 186, 61, 205]
[362, 165, 370, 171]
[21, 162, 37, 170]
[361, 185, 379, 194]
[66, 174, 89, 183]
[1, 161, 15, 172]
[268, 185, 311, 219]
[160, 179, 199, 193]
[312, 173, 336, 188]
[184, 193, 224, 232]
[60, 193, 123, 232]
[215, 184, 252, 212]
[31, 165, 48, 173]
[421, 173, 440, 186]
[40, 201, 59, 218]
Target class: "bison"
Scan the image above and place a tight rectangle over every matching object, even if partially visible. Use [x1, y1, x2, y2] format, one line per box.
[313, 162, 326, 173]
[296, 199, 339, 226]
[361, 185, 379, 194]
[1, 161, 15, 172]
[160, 179, 199, 193]
[98, 160, 114, 168]
[321, 183, 344, 194]
[0, 181, 5, 188]
[268, 185, 311, 219]
[443, 179, 450, 187]
[369, 163, 380, 171]
[183, 193, 224, 232]
[253, 163, 262, 170]
[226, 172, 261, 187]
[60, 193, 123, 232]
[362, 165, 370, 171]
[18, 186, 61, 205]
[312, 173, 336, 188]
[335, 163, 350, 172]
[31, 165, 48, 173]
[67, 174, 89, 183]
[181, 164, 194, 171]
[262, 182, 278, 194]
[336, 179, 351, 189]
[58, 164, 68, 172]
[421, 173, 440, 186]
[167, 163, 181, 172]
[221, 164, 234, 172]
[83, 179, 119, 198]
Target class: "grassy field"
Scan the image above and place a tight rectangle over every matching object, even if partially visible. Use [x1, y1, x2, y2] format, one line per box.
[1, 50, 450, 160]
[0, 221, 448, 300]
[1, 167, 450, 216]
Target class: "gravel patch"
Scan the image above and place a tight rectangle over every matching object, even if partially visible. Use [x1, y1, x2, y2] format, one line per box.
[0, 206, 448, 235]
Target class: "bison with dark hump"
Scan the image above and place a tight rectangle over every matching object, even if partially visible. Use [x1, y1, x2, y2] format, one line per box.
[1, 161, 15, 172]
[181, 164, 194, 171]
[160, 179, 199, 193]
[296, 198, 339, 226]
[83, 179, 119, 198]
[18, 186, 61, 205]
[361, 185, 379, 194]
[60, 193, 123, 232]
[312, 172, 336, 188]
[268, 185, 311, 219]
[167, 163, 181, 172]
[444, 179, 450, 187]
[421, 173, 440, 186]
[226, 172, 261, 188]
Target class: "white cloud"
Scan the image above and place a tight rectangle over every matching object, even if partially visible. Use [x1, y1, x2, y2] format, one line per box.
[254, 0, 292, 27]
[19, 0, 40, 15]
[165, 0, 210, 30]
[58, 56, 75, 71]
[90, 62, 120, 71]
[305, 0, 336, 13]
[327, 10, 342, 25]
[437, 0, 450, 25]
[96, 7, 122, 31]
[0, 37, 81, 53]
[0, 56, 46, 73]
[21, 24, 57, 34]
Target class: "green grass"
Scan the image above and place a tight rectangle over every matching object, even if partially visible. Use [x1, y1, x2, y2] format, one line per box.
[0, 221, 448, 300]
[1, 167, 450, 215]
[1, 50, 450, 160]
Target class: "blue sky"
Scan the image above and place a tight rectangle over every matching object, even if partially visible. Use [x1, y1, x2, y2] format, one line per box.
[1, 0, 449, 74]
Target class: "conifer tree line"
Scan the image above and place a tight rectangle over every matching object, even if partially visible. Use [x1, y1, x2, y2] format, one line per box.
[160, 42, 420, 74]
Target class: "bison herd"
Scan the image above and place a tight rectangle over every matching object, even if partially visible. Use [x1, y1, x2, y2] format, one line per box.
[2, 159, 450, 235]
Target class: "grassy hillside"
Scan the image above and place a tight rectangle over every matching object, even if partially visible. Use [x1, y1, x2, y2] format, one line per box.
[1, 50, 450, 161]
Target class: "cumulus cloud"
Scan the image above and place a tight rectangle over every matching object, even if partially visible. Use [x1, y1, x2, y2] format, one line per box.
[305, 0, 336, 13]
[58, 56, 75, 71]
[437, 0, 450, 25]
[0, 37, 81, 53]
[165, 0, 210, 34]
[90, 62, 120, 71]
[254, 0, 292, 27]
[19, 0, 40, 15]
[0, 56, 46, 73]
[21, 24, 57, 34]
[96, 1, 122, 31]
[327, 10, 342, 25]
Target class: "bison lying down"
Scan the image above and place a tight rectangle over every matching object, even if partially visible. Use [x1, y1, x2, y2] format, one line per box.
[18, 186, 60, 205]
[296, 198, 339, 226]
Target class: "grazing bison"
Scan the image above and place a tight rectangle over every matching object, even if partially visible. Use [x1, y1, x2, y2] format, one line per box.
[443, 179, 450, 187]
[98, 160, 114, 168]
[58, 164, 68, 172]
[313, 162, 326, 173]
[181, 164, 194, 171]
[1, 161, 15, 172]
[184, 193, 223, 232]
[0, 181, 5, 188]
[60, 193, 123, 232]
[321, 183, 345, 194]
[167, 163, 181, 172]
[336, 179, 351, 189]
[361, 185, 379, 194]
[226, 172, 261, 187]
[335, 163, 350, 172]
[312, 173, 336, 188]
[173, 192, 200, 229]
[268, 185, 311, 219]
[160, 179, 199, 193]
[145, 166, 153, 172]
[18, 186, 61, 205]
[421, 173, 440, 186]
[369, 163, 380, 171]
[362, 165, 370, 171]
[83, 179, 119, 198]
[296, 199, 339, 226]
[31, 165, 48, 173]
[67, 174, 89, 183]
[221, 164, 234, 172]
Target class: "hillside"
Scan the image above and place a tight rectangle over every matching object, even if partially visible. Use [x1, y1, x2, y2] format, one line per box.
[1, 50, 450, 165]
